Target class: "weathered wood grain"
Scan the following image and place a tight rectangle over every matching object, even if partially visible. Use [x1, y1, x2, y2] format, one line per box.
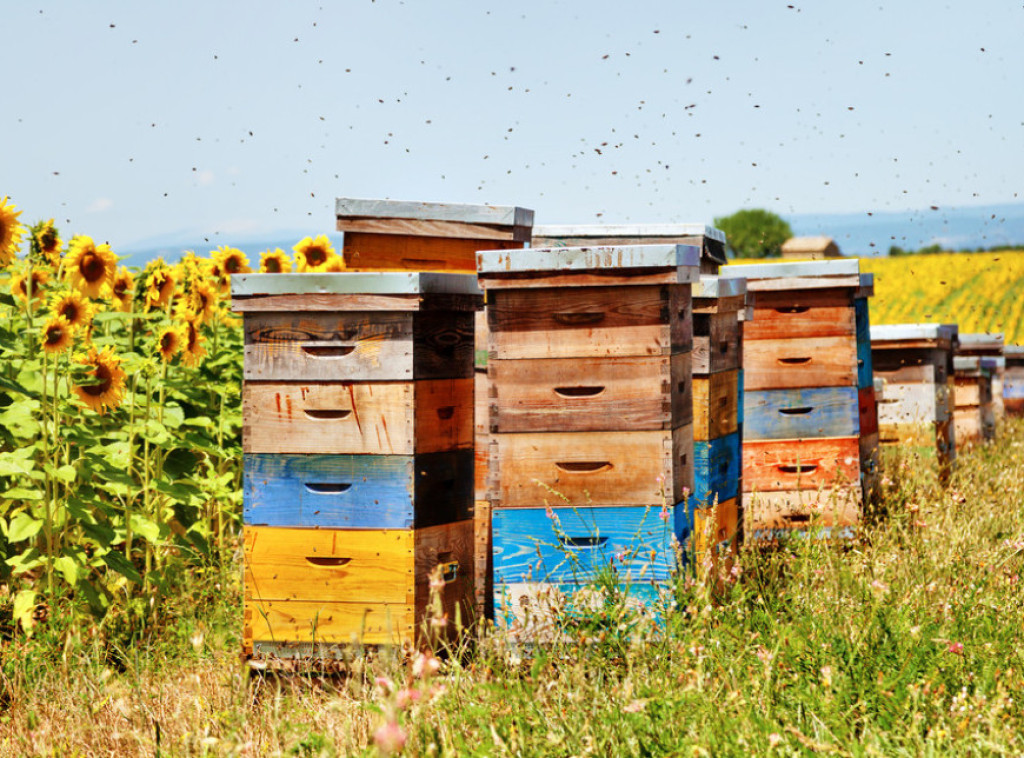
[343, 233, 522, 272]
[692, 312, 740, 374]
[474, 369, 489, 499]
[243, 379, 473, 455]
[477, 244, 700, 276]
[335, 197, 533, 229]
[742, 437, 860, 493]
[743, 386, 860, 440]
[744, 486, 861, 531]
[858, 387, 878, 436]
[247, 599, 415, 647]
[743, 336, 857, 390]
[876, 381, 950, 426]
[743, 305, 854, 341]
[243, 311, 474, 381]
[690, 497, 739, 567]
[691, 432, 741, 507]
[487, 285, 692, 360]
[692, 370, 739, 440]
[478, 268, 698, 290]
[474, 499, 492, 621]
[489, 353, 692, 433]
[243, 451, 473, 529]
[492, 505, 682, 586]
[489, 428, 693, 508]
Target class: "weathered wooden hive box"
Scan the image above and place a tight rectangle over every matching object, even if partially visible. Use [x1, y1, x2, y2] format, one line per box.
[233, 272, 481, 656]
[531, 224, 727, 275]
[477, 244, 699, 639]
[1005, 346, 1024, 416]
[720, 260, 875, 541]
[956, 333, 1005, 433]
[870, 323, 958, 476]
[953, 353, 998, 444]
[336, 197, 533, 620]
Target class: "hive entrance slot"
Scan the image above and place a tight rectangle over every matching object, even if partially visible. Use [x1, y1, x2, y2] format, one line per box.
[552, 311, 605, 326]
[304, 483, 352, 494]
[779, 407, 813, 416]
[778, 357, 812, 365]
[775, 306, 810, 314]
[777, 464, 818, 474]
[304, 410, 352, 420]
[302, 346, 356, 358]
[781, 513, 812, 523]
[558, 536, 608, 548]
[554, 386, 604, 398]
[304, 557, 351, 567]
[555, 461, 611, 473]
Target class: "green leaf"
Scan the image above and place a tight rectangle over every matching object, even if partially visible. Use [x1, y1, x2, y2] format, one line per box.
[101, 550, 143, 585]
[77, 578, 110, 617]
[7, 512, 43, 542]
[0, 374, 36, 398]
[6, 547, 43, 574]
[129, 514, 161, 544]
[163, 448, 199, 478]
[51, 464, 78, 483]
[3, 487, 44, 501]
[0, 451, 36, 477]
[12, 590, 37, 633]
[162, 403, 185, 429]
[53, 555, 81, 585]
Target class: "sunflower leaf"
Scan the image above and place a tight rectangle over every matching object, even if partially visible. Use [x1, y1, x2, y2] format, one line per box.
[12, 590, 37, 633]
[129, 514, 161, 544]
[53, 555, 82, 585]
[8, 512, 43, 542]
[101, 550, 143, 585]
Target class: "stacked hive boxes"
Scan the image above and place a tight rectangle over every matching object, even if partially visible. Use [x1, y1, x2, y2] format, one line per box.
[721, 260, 874, 540]
[688, 275, 747, 572]
[870, 324, 958, 477]
[957, 333, 1005, 432]
[477, 245, 699, 636]
[335, 198, 534, 620]
[1005, 346, 1024, 416]
[234, 272, 480, 656]
[953, 337, 998, 444]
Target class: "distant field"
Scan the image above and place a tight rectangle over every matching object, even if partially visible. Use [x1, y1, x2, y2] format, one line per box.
[860, 251, 1024, 345]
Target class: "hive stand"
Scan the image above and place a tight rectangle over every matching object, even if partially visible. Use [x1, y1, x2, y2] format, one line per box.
[1005, 346, 1024, 416]
[720, 260, 876, 542]
[870, 324, 958, 480]
[335, 197, 534, 622]
[477, 245, 699, 641]
[233, 272, 481, 658]
[957, 333, 1005, 432]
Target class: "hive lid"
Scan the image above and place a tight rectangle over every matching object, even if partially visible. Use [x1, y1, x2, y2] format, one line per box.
[532, 223, 726, 244]
[231, 271, 482, 298]
[954, 355, 998, 373]
[721, 259, 860, 280]
[692, 275, 746, 299]
[335, 197, 533, 241]
[476, 244, 700, 280]
[871, 323, 959, 343]
[1005, 345, 1024, 359]
[957, 332, 1005, 352]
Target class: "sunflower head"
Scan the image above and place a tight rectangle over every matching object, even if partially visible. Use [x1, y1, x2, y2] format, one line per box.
[72, 345, 127, 415]
[213, 246, 251, 276]
[259, 248, 292, 274]
[41, 316, 74, 354]
[292, 235, 339, 272]
[65, 236, 117, 299]
[50, 291, 94, 330]
[180, 318, 208, 368]
[187, 280, 219, 323]
[30, 219, 63, 268]
[156, 325, 184, 362]
[0, 196, 25, 268]
[10, 267, 50, 304]
[111, 267, 136, 312]
[143, 259, 177, 311]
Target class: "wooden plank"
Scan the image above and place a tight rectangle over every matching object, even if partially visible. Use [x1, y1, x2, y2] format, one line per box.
[489, 428, 693, 508]
[953, 408, 984, 445]
[243, 379, 473, 455]
[243, 310, 474, 381]
[492, 505, 681, 585]
[723, 259, 861, 281]
[743, 336, 857, 390]
[692, 312, 740, 374]
[532, 223, 726, 244]
[479, 268, 698, 290]
[870, 323, 958, 343]
[743, 305, 855, 341]
[243, 451, 473, 529]
[876, 381, 949, 425]
[690, 497, 740, 567]
[487, 285, 691, 360]
[871, 359, 946, 385]
[231, 271, 482, 298]
[954, 378, 982, 408]
[855, 299, 873, 389]
[744, 486, 861, 532]
[879, 422, 946, 448]
[477, 244, 700, 276]
[246, 599, 415, 646]
[341, 221, 530, 243]
[473, 500, 492, 620]
[233, 294, 422, 313]
[343, 233, 522, 272]
[691, 433, 741, 507]
[743, 386, 859, 440]
[742, 437, 860, 493]
[335, 197, 534, 229]
[692, 370, 739, 440]
[858, 387, 878, 436]
[474, 369, 489, 499]
[412, 519, 476, 631]
[489, 353, 691, 433]
[245, 526, 414, 604]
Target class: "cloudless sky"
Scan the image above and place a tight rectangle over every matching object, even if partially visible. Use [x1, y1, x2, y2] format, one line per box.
[4, 1, 1023, 252]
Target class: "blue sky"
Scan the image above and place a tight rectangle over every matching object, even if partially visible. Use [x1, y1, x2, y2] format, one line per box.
[4, 1, 1023, 252]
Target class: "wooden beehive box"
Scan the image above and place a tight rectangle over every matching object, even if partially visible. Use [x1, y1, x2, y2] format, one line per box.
[953, 355, 997, 443]
[1005, 346, 1024, 416]
[720, 260, 873, 540]
[531, 223, 727, 274]
[233, 272, 481, 655]
[477, 244, 699, 628]
[957, 332, 1005, 424]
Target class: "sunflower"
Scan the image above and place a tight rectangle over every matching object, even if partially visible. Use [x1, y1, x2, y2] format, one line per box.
[324, 254, 347, 272]
[199, 258, 231, 295]
[156, 325, 184, 362]
[293, 235, 340, 272]
[72, 345, 127, 415]
[259, 248, 292, 273]
[10, 268, 50, 303]
[180, 319, 207, 368]
[40, 316, 73, 354]
[187, 280, 218, 323]
[212, 245, 251, 276]
[111, 267, 135, 312]
[143, 259, 177, 311]
[65, 236, 117, 299]
[0, 196, 25, 267]
[50, 291, 94, 330]
[33, 219, 63, 268]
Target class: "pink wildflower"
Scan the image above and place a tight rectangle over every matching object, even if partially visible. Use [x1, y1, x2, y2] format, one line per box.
[395, 687, 422, 710]
[374, 720, 407, 754]
[947, 642, 964, 655]
[412, 651, 441, 679]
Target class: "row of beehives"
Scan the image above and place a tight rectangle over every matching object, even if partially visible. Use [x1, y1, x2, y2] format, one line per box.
[235, 198, 1021, 656]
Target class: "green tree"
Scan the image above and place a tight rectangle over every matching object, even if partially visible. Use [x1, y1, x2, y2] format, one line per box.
[713, 209, 793, 259]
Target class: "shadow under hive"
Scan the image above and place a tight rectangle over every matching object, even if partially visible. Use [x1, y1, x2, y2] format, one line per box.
[335, 197, 534, 621]
[721, 260, 877, 542]
[870, 323, 958, 479]
[233, 272, 480, 657]
[477, 244, 699, 641]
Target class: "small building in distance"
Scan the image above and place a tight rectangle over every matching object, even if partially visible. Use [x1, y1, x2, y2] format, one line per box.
[781, 236, 842, 260]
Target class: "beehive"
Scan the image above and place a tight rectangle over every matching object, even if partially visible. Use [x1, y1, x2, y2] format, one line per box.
[336, 197, 534, 621]
[233, 272, 480, 657]
[953, 354, 997, 444]
[477, 245, 699, 638]
[721, 260, 875, 541]
[957, 333, 1005, 430]
[870, 323, 958, 478]
[1005, 346, 1024, 416]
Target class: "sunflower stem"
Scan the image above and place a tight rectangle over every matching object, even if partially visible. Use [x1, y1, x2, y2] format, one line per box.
[41, 345, 55, 603]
